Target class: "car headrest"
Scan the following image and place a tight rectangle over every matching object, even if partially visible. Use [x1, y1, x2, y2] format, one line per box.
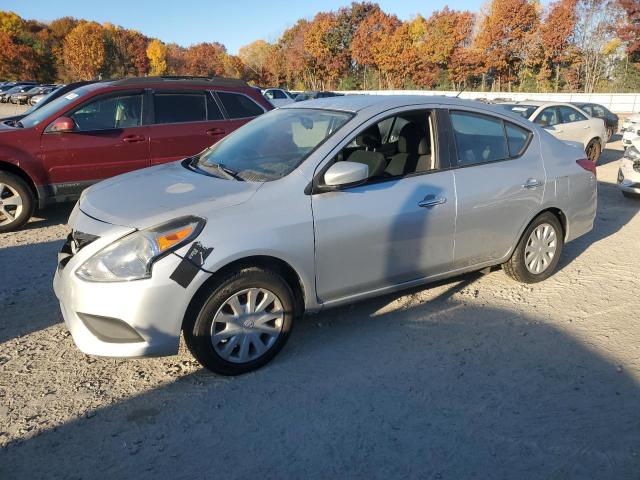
[418, 137, 430, 156]
[355, 124, 382, 149]
[397, 123, 421, 154]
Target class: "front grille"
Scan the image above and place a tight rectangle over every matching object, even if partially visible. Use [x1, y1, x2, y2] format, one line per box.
[58, 230, 99, 271]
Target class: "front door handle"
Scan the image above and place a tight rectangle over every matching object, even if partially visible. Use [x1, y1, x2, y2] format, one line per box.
[123, 135, 145, 143]
[418, 195, 447, 208]
[206, 128, 226, 136]
[522, 178, 543, 189]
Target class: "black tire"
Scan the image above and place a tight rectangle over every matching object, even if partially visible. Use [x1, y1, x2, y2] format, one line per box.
[586, 138, 601, 164]
[0, 171, 35, 233]
[184, 267, 296, 375]
[503, 212, 564, 284]
[622, 191, 640, 199]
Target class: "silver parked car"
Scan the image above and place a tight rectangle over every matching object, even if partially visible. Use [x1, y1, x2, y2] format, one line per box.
[54, 96, 597, 375]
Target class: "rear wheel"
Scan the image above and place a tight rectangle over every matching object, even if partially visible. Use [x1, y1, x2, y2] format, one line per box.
[184, 267, 296, 375]
[503, 212, 564, 283]
[0, 172, 34, 233]
[586, 138, 601, 164]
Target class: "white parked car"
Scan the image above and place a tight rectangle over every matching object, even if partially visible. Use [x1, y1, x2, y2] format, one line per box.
[621, 112, 640, 149]
[618, 138, 640, 198]
[262, 88, 295, 108]
[500, 101, 607, 163]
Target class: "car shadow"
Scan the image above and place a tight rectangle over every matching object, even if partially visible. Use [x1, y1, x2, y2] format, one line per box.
[2, 276, 639, 478]
[21, 203, 74, 231]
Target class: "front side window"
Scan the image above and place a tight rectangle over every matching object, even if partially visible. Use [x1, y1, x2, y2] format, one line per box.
[269, 89, 287, 99]
[218, 91, 264, 119]
[71, 94, 142, 131]
[559, 106, 587, 123]
[581, 105, 594, 116]
[535, 107, 560, 127]
[154, 93, 206, 124]
[450, 111, 509, 166]
[192, 108, 351, 181]
[331, 110, 436, 182]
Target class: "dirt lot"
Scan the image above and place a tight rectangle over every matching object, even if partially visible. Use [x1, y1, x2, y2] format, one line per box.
[0, 107, 639, 478]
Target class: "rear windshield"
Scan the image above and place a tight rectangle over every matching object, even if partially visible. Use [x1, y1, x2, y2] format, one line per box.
[19, 85, 95, 128]
[499, 104, 537, 119]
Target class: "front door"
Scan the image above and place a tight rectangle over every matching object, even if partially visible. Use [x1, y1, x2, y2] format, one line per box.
[40, 91, 149, 195]
[312, 108, 456, 302]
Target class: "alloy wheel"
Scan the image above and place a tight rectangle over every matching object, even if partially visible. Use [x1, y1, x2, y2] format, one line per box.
[210, 288, 284, 363]
[524, 223, 558, 274]
[0, 182, 24, 227]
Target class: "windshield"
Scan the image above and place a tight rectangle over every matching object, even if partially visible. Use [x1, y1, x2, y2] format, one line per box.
[19, 85, 93, 128]
[192, 108, 352, 181]
[500, 104, 537, 119]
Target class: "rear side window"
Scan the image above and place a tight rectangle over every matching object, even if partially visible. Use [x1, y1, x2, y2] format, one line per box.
[505, 123, 532, 157]
[450, 111, 509, 166]
[154, 93, 206, 124]
[269, 89, 287, 99]
[218, 91, 264, 119]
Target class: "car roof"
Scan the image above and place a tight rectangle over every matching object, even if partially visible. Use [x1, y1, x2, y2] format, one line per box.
[283, 94, 521, 116]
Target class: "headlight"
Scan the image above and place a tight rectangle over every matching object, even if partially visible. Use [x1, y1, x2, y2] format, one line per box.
[624, 146, 640, 161]
[76, 216, 205, 282]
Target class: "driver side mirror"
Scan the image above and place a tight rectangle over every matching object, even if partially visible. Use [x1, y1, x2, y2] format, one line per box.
[323, 161, 368, 188]
[46, 116, 75, 133]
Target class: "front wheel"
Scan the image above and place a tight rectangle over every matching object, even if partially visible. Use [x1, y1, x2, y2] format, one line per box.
[0, 172, 35, 233]
[503, 213, 564, 283]
[586, 138, 602, 164]
[184, 267, 296, 375]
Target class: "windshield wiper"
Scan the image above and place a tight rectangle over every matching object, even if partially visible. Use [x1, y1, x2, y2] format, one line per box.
[214, 163, 244, 181]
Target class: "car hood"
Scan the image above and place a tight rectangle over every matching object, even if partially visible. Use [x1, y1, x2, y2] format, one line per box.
[80, 161, 263, 230]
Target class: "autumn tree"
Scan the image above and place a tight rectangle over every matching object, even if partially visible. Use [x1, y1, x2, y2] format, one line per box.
[0, 31, 39, 80]
[105, 26, 148, 77]
[474, 0, 540, 90]
[184, 42, 227, 77]
[62, 22, 107, 80]
[278, 20, 313, 88]
[165, 43, 186, 75]
[351, 10, 402, 88]
[238, 40, 274, 85]
[617, 0, 640, 63]
[146, 39, 167, 75]
[304, 12, 350, 89]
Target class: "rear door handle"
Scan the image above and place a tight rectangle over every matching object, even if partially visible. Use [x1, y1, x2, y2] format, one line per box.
[418, 195, 447, 208]
[123, 135, 145, 143]
[522, 178, 543, 189]
[206, 128, 226, 136]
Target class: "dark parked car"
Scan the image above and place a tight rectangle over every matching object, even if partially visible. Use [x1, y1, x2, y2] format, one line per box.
[0, 76, 272, 232]
[572, 102, 619, 141]
[9, 85, 56, 104]
[294, 91, 343, 102]
[0, 84, 38, 103]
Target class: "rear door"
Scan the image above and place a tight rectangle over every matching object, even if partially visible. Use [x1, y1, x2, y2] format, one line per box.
[40, 90, 149, 193]
[147, 90, 229, 165]
[448, 109, 545, 268]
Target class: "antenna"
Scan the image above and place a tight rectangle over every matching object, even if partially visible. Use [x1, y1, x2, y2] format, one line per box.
[455, 84, 466, 98]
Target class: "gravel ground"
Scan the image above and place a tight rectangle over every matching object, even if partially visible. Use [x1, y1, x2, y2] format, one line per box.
[0, 108, 639, 478]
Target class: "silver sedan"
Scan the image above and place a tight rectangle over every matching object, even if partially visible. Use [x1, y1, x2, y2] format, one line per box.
[53, 95, 597, 375]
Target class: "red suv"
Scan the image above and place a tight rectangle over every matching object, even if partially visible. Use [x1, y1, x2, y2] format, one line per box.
[0, 76, 272, 232]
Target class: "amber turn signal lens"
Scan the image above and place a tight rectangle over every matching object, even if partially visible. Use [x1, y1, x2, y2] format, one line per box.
[156, 226, 194, 252]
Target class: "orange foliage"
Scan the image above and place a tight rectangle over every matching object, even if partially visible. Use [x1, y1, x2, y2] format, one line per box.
[63, 22, 106, 80]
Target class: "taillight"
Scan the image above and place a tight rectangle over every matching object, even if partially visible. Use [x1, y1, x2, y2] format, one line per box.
[576, 158, 597, 177]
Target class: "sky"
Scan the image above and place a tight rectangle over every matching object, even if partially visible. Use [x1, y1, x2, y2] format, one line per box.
[2, 0, 483, 54]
